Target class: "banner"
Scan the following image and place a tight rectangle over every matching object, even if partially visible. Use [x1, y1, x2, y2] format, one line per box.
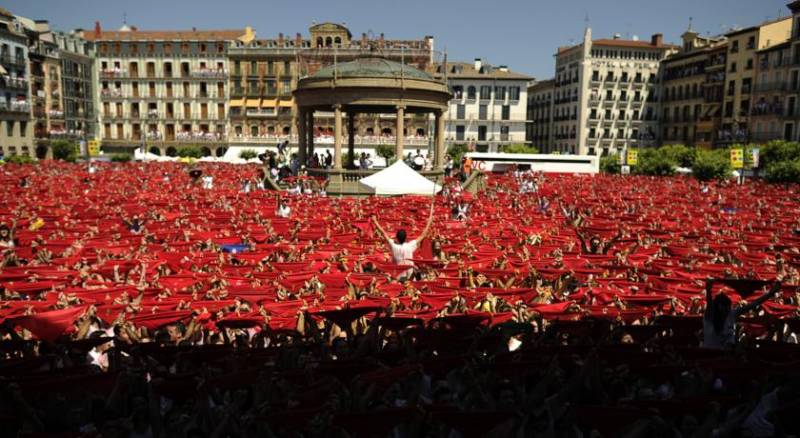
[88, 140, 100, 157]
[730, 148, 744, 169]
[626, 149, 638, 166]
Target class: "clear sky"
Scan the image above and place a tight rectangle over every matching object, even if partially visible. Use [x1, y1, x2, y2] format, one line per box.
[5, 0, 794, 79]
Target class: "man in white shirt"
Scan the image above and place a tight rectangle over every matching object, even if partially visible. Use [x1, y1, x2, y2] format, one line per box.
[372, 203, 434, 280]
[276, 198, 291, 218]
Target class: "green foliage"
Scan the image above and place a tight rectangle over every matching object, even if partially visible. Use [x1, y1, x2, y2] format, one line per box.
[660, 144, 696, 168]
[600, 153, 621, 174]
[502, 144, 539, 154]
[110, 154, 132, 163]
[176, 146, 204, 158]
[759, 140, 800, 168]
[239, 149, 258, 160]
[765, 160, 800, 183]
[51, 139, 78, 162]
[446, 144, 469, 164]
[692, 149, 731, 181]
[635, 148, 676, 176]
[4, 154, 36, 164]
[375, 144, 395, 165]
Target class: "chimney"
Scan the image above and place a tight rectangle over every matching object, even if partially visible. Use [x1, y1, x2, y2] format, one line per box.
[651, 33, 663, 46]
[295, 33, 302, 46]
[474, 58, 482, 72]
[498, 65, 508, 72]
[278, 32, 284, 46]
[94, 21, 101, 39]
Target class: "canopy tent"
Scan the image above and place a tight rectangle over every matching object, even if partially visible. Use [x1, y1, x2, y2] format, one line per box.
[358, 160, 441, 196]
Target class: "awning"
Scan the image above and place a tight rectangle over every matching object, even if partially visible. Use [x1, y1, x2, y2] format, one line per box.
[245, 99, 260, 108]
[0, 65, 7, 75]
[277, 99, 294, 107]
[229, 99, 244, 107]
[260, 99, 277, 108]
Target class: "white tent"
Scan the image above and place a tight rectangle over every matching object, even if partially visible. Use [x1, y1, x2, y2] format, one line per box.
[358, 160, 441, 196]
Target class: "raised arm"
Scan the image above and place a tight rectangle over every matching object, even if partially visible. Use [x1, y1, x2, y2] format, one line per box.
[416, 203, 435, 242]
[601, 229, 624, 254]
[371, 216, 392, 246]
[576, 230, 589, 254]
[736, 280, 782, 316]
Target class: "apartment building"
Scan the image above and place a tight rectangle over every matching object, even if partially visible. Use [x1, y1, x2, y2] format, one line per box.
[660, 28, 727, 148]
[551, 28, 677, 155]
[527, 79, 554, 149]
[439, 59, 532, 151]
[54, 31, 96, 145]
[84, 23, 242, 156]
[721, 17, 792, 145]
[0, 8, 32, 157]
[228, 22, 436, 153]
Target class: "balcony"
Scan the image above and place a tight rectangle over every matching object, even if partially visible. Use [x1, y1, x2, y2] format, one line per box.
[0, 100, 31, 113]
[100, 89, 124, 98]
[190, 69, 228, 79]
[100, 69, 127, 78]
[0, 56, 26, 70]
[1, 77, 28, 91]
[48, 109, 64, 119]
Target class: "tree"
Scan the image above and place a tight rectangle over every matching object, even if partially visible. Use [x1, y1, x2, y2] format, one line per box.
[447, 144, 469, 164]
[110, 154, 132, 163]
[692, 149, 731, 181]
[176, 146, 203, 158]
[760, 140, 800, 168]
[51, 139, 78, 162]
[239, 149, 258, 160]
[765, 160, 800, 183]
[600, 153, 621, 174]
[502, 144, 538, 154]
[375, 144, 395, 167]
[635, 148, 676, 176]
[4, 155, 36, 164]
[660, 144, 696, 168]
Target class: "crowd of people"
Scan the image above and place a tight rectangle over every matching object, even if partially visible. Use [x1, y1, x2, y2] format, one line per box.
[0, 160, 799, 437]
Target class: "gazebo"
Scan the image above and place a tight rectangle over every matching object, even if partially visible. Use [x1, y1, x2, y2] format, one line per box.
[292, 56, 451, 194]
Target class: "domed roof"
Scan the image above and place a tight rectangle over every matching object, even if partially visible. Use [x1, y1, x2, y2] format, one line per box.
[311, 57, 433, 80]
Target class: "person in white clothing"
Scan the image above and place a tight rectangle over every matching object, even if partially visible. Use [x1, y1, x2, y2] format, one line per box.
[372, 203, 434, 280]
[276, 198, 291, 218]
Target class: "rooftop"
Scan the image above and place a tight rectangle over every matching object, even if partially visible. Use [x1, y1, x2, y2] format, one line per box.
[84, 28, 246, 42]
[310, 56, 433, 80]
[434, 61, 533, 80]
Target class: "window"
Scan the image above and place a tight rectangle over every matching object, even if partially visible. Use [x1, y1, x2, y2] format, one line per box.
[478, 126, 487, 141]
[457, 104, 465, 119]
[747, 36, 756, 50]
[19, 121, 26, 137]
[509, 86, 520, 100]
[730, 62, 737, 73]
[746, 58, 753, 70]
[480, 86, 491, 100]
[494, 86, 506, 100]
[200, 43, 207, 53]
[479, 104, 487, 120]
[456, 125, 465, 141]
[467, 86, 476, 99]
[501, 105, 510, 120]
[731, 40, 739, 53]
[6, 120, 13, 136]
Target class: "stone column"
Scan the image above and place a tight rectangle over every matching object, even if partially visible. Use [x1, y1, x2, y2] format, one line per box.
[347, 112, 355, 168]
[395, 105, 405, 161]
[333, 104, 343, 170]
[435, 110, 446, 169]
[306, 110, 314, 164]
[297, 109, 307, 165]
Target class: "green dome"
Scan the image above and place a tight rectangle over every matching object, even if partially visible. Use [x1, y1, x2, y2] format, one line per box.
[311, 57, 433, 80]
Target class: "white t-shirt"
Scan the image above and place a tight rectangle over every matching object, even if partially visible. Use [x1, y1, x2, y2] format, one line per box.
[277, 205, 291, 218]
[390, 239, 418, 266]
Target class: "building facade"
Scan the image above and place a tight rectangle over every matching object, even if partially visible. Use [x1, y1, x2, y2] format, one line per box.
[227, 23, 436, 157]
[22, 19, 64, 159]
[0, 8, 32, 157]
[54, 31, 96, 146]
[660, 29, 727, 148]
[437, 59, 531, 151]
[84, 23, 242, 156]
[550, 28, 676, 155]
[721, 17, 792, 145]
[527, 79, 554, 149]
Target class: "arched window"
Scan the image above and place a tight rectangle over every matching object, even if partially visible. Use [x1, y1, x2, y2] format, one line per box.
[416, 128, 425, 137]
[382, 127, 393, 136]
[467, 86, 476, 100]
[316, 37, 323, 47]
[250, 125, 258, 136]
[325, 37, 333, 47]
[334, 36, 341, 47]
